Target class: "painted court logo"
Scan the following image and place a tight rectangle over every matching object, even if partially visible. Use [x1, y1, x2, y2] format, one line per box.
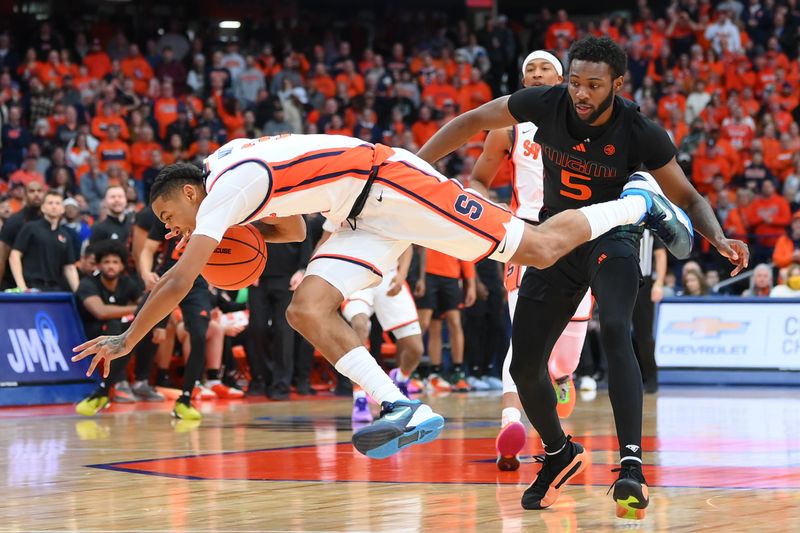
[667, 317, 749, 339]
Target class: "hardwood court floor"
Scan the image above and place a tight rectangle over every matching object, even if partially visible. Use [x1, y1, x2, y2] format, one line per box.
[2, 387, 799, 532]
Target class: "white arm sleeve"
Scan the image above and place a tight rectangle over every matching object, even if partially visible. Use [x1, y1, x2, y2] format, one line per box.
[193, 161, 271, 243]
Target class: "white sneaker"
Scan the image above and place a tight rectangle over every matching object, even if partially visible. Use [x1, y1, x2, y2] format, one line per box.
[467, 376, 490, 391]
[579, 375, 597, 391]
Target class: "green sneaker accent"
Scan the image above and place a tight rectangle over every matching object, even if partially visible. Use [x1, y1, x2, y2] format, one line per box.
[75, 395, 109, 416]
[172, 401, 202, 420]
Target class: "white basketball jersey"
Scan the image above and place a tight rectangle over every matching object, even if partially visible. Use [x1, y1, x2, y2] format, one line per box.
[509, 122, 545, 222]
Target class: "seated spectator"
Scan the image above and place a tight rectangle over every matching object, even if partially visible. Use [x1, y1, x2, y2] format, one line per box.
[91, 102, 130, 141]
[742, 263, 774, 296]
[9, 190, 78, 292]
[679, 268, 709, 296]
[1, 106, 31, 175]
[735, 150, 778, 191]
[746, 180, 791, 261]
[772, 212, 800, 268]
[770, 263, 800, 297]
[9, 155, 46, 187]
[97, 124, 131, 174]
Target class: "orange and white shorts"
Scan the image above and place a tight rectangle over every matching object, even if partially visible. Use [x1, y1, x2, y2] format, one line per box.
[341, 267, 421, 339]
[307, 148, 526, 298]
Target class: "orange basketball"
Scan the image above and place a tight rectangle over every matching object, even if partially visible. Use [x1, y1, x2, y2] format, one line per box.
[202, 224, 267, 290]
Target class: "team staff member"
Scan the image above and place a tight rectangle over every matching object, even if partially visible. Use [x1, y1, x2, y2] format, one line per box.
[418, 36, 747, 517]
[10, 191, 79, 292]
[75, 241, 144, 415]
[89, 185, 135, 245]
[0, 182, 44, 288]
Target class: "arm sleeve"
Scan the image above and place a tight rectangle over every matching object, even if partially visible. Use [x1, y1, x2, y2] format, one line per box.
[193, 161, 272, 243]
[507, 86, 557, 125]
[635, 116, 678, 170]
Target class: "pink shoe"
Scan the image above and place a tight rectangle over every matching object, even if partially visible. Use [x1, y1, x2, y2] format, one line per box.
[496, 421, 527, 471]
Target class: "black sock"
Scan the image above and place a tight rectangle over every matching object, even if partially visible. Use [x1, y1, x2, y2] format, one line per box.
[544, 433, 568, 455]
[452, 363, 463, 374]
[431, 365, 442, 375]
[206, 368, 220, 381]
[157, 369, 169, 385]
[177, 391, 192, 406]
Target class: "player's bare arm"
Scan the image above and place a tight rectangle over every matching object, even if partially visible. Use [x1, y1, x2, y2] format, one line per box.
[649, 158, 749, 275]
[251, 215, 306, 243]
[469, 128, 513, 199]
[72, 234, 218, 377]
[417, 96, 517, 164]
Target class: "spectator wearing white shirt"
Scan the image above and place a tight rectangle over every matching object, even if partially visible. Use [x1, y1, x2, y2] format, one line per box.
[705, 8, 742, 54]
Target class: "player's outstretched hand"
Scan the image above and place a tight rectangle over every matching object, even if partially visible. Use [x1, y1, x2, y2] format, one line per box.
[71, 335, 132, 378]
[165, 228, 189, 251]
[715, 238, 750, 276]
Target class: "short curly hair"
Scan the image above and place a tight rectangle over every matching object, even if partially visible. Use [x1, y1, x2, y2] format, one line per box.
[93, 239, 128, 265]
[568, 36, 628, 79]
[149, 163, 205, 203]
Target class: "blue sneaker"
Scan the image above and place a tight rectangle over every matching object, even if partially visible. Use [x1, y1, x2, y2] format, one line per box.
[352, 399, 444, 459]
[621, 171, 694, 259]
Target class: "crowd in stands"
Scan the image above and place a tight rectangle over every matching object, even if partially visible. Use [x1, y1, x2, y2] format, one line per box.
[1, 0, 800, 398]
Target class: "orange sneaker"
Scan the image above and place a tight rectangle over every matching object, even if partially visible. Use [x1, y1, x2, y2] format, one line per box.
[426, 373, 452, 392]
[553, 376, 576, 419]
[210, 383, 245, 399]
[496, 421, 527, 471]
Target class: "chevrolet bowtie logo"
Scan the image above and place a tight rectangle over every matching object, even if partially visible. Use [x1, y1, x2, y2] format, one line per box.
[668, 317, 748, 338]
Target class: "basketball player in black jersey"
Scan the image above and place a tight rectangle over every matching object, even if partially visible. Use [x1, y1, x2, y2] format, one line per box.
[418, 37, 749, 519]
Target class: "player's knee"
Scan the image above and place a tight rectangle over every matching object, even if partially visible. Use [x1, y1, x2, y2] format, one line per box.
[400, 335, 424, 362]
[286, 297, 327, 333]
[600, 316, 629, 351]
[350, 314, 371, 341]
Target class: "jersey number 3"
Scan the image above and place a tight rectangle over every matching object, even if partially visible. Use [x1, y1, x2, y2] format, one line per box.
[560, 170, 592, 201]
[454, 194, 483, 220]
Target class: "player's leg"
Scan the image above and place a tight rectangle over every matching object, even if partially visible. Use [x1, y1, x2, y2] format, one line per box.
[341, 296, 376, 423]
[426, 317, 451, 391]
[131, 334, 164, 402]
[245, 280, 270, 395]
[548, 291, 591, 419]
[374, 281, 423, 393]
[511, 272, 588, 510]
[496, 268, 527, 471]
[591, 256, 649, 519]
[155, 320, 177, 388]
[443, 310, 469, 392]
[174, 287, 211, 420]
[265, 284, 297, 401]
[631, 277, 658, 393]
[289, 229, 444, 459]
[202, 317, 244, 399]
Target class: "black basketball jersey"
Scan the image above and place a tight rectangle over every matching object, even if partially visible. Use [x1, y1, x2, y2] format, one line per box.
[508, 85, 676, 215]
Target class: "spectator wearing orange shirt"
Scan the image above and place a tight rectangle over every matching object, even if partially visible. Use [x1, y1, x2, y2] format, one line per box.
[747, 180, 792, 259]
[334, 60, 365, 99]
[415, 248, 476, 392]
[91, 105, 130, 141]
[120, 44, 153, 95]
[422, 69, 459, 110]
[83, 38, 112, 80]
[657, 84, 687, 123]
[459, 69, 492, 113]
[692, 139, 733, 193]
[130, 125, 161, 181]
[310, 63, 336, 100]
[411, 106, 438, 148]
[720, 106, 756, 151]
[153, 82, 179, 140]
[9, 156, 46, 187]
[214, 93, 246, 139]
[96, 124, 131, 174]
[545, 9, 577, 50]
[772, 213, 800, 268]
[725, 187, 754, 243]
[37, 50, 67, 89]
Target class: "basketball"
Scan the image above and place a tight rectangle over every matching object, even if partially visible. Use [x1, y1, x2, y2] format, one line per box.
[201, 224, 267, 290]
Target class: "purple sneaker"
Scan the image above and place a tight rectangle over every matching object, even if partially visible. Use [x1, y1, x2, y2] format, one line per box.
[352, 396, 373, 423]
[389, 368, 410, 397]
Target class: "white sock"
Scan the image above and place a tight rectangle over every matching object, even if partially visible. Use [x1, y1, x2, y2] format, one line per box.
[578, 196, 646, 240]
[335, 346, 407, 404]
[206, 379, 221, 386]
[395, 369, 410, 382]
[501, 407, 522, 427]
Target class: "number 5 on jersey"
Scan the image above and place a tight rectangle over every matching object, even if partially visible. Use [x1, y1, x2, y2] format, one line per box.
[560, 170, 593, 201]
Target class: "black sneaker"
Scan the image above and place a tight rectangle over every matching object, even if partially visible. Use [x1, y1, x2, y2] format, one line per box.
[521, 436, 588, 510]
[610, 462, 649, 520]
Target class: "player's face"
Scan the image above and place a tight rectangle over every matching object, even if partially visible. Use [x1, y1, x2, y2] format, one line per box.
[99, 255, 124, 280]
[567, 60, 623, 125]
[523, 59, 562, 88]
[152, 185, 202, 240]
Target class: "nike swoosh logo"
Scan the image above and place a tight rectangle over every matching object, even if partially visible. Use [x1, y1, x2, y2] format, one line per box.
[497, 239, 507, 255]
[383, 406, 412, 422]
[652, 197, 673, 221]
[377, 190, 383, 202]
[522, 129, 532, 134]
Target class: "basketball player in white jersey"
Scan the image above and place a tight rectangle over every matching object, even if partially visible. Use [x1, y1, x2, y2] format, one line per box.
[317, 222, 424, 423]
[72, 133, 692, 460]
[469, 51, 591, 471]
